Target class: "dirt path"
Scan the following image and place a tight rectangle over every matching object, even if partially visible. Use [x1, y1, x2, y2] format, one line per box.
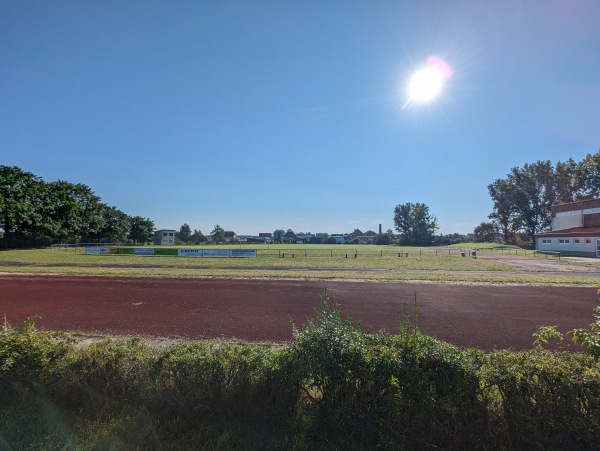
[1, 275, 597, 351]
[476, 252, 600, 272]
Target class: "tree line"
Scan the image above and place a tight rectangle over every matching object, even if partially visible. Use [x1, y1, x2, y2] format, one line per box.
[0, 166, 155, 248]
[487, 151, 599, 245]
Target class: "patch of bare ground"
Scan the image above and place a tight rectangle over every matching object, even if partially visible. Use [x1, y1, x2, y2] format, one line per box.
[476, 252, 600, 273]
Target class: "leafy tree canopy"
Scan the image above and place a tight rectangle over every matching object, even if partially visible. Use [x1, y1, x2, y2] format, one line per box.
[473, 222, 498, 243]
[393, 202, 439, 246]
[179, 223, 192, 243]
[128, 216, 155, 245]
[487, 152, 600, 244]
[211, 225, 225, 243]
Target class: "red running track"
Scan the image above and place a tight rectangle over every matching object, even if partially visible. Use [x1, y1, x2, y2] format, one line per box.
[0, 275, 597, 351]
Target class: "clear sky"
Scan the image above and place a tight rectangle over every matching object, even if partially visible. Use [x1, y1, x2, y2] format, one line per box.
[1, 1, 599, 236]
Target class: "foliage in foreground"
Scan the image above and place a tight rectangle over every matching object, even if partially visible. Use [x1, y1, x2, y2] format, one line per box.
[1, 296, 600, 450]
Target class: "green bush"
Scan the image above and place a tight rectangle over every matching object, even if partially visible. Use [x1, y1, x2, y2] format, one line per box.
[281, 294, 486, 448]
[0, 315, 73, 390]
[1, 296, 600, 450]
[482, 349, 600, 447]
[571, 299, 600, 360]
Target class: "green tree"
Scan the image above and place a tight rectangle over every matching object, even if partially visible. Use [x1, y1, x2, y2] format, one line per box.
[488, 178, 519, 244]
[273, 229, 285, 243]
[88, 204, 130, 243]
[128, 216, 154, 245]
[44, 181, 104, 242]
[554, 158, 584, 203]
[375, 229, 395, 245]
[394, 202, 439, 246]
[0, 166, 46, 245]
[473, 222, 498, 243]
[509, 161, 557, 240]
[191, 229, 207, 244]
[211, 225, 225, 243]
[577, 150, 600, 199]
[488, 153, 600, 244]
[393, 202, 438, 246]
[179, 223, 192, 243]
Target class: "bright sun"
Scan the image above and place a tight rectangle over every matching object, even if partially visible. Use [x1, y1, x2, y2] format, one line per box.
[405, 56, 453, 106]
[409, 67, 444, 102]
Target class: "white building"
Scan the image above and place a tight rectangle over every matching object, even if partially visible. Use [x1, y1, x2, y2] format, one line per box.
[153, 229, 176, 245]
[535, 199, 600, 258]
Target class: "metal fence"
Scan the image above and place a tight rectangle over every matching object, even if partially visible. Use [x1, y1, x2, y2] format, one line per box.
[51, 243, 562, 260]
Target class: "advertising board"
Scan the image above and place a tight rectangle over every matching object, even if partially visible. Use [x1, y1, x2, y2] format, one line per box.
[86, 247, 110, 255]
[133, 248, 155, 255]
[230, 249, 257, 258]
[202, 249, 231, 257]
[177, 249, 203, 257]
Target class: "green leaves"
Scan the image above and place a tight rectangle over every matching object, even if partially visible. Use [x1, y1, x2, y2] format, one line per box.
[571, 301, 600, 360]
[488, 151, 600, 243]
[128, 216, 155, 245]
[1, 165, 153, 247]
[393, 202, 438, 246]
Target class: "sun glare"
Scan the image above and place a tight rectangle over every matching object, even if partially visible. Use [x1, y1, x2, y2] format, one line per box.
[403, 55, 453, 108]
[409, 67, 444, 102]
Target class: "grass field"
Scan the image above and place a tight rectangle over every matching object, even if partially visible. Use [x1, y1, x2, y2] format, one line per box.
[0, 244, 595, 285]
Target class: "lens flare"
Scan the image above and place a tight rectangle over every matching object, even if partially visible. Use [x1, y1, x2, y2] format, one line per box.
[409, 66, 444, 102]
[403, 55, 453, 108]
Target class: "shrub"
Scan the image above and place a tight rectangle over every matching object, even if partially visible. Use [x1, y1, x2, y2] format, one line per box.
[282, 293, 486, 448]
[1, 295, 600, 449]
[0, 315, 74, 390]
[571, 291, 600, 360]
[482, 349, 600, 447]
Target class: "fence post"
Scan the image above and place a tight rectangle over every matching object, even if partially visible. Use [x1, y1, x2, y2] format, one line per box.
[331, 250, 333, 257]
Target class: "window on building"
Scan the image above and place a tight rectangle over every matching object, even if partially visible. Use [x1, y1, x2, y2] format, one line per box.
[585, 239, 592, 244]
[542, 239, 551, 244]
[574, 239, 580, 244]
[559, 239, 570, 244]
[169, 232, 174, 236]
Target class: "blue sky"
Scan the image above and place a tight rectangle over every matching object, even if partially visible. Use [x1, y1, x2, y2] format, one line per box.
[1, 1, 599, 235]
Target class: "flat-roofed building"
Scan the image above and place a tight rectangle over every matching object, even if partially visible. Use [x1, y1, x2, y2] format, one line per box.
[535, 198, 600, 258]
[154, 229, 176, 245]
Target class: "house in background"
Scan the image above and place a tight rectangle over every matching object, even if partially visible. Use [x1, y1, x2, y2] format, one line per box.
[535, 198, 600, 258]
[283, 230, 296, 242]
[154, 229, 176, 245]
[224, 231, 237, 242]
[258, 232, 273, 243]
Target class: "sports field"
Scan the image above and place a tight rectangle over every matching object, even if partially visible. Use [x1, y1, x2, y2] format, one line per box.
[1, 245, 599, 350]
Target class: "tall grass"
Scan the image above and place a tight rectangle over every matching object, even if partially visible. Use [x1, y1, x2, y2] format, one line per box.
[1, 294, 599, 449]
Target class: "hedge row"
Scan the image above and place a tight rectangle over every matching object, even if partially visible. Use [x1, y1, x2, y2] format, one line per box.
[1, 298, 599, 450]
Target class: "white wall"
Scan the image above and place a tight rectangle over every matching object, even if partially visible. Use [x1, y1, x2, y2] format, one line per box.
[537, 236, 598, 254]
[552, 214, 583, 231]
